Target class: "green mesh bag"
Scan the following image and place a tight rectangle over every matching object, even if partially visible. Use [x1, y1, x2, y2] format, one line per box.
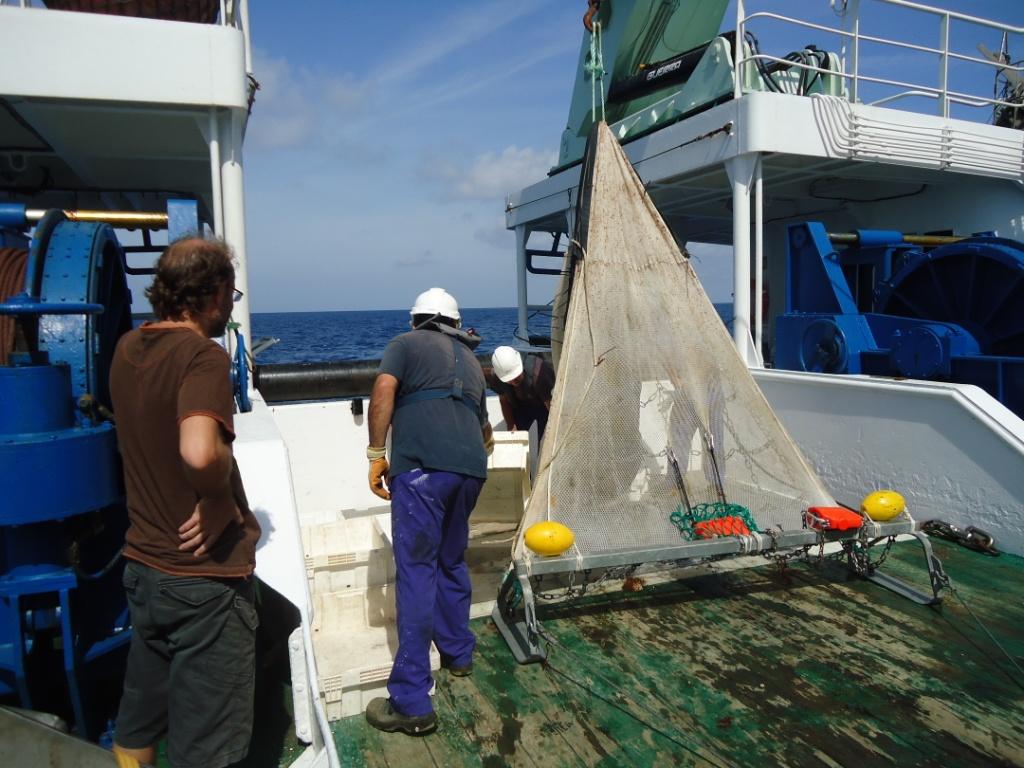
[670, 502, 760, 541]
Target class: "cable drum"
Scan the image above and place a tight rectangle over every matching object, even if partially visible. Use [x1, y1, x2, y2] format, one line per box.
[0, 248, 28, 365]
[876, 237, 1024, 357]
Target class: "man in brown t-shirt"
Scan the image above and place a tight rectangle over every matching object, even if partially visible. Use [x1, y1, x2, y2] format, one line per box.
[110, 237, 261, 768]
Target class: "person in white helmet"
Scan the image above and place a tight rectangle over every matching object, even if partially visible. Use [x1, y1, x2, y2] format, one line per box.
[364, 287, 493, 736]
[489, 345, 555, 440]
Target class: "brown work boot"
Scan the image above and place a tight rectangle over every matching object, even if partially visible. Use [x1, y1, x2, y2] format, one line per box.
[365, 698, 437, 735]
[442, 660, 473, 677]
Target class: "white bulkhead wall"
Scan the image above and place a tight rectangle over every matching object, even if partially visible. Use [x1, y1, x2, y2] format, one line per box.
[0, 8, 248, 109]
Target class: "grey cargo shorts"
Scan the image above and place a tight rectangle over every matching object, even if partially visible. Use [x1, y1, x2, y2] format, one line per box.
[114, 559, 258, 768]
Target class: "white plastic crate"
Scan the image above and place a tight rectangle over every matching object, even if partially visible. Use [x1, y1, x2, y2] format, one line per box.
[302, 513, 394, 591]
[303, 431, 531, 720]
[319, 649, 441, 721]
[311, 584, 440, 721]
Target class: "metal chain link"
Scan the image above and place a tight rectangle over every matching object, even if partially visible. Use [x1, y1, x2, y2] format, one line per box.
[761, 527, 900, 577]
[761, 526, 812, 576]
[842, 535, 896, 575]
[532, 565, 639, 601]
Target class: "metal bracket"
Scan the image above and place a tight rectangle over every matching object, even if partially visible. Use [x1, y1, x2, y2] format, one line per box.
[864, 531, 946, 606]
[287, 627, 314, 745]
[491, 569, 546, 664]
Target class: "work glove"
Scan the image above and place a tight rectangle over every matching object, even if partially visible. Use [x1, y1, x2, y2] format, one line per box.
[484, 433, 495, 456]
[368, 452, 390, 500]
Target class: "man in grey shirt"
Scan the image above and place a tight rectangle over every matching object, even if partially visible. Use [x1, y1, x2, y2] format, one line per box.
[364, 287, 493, 735]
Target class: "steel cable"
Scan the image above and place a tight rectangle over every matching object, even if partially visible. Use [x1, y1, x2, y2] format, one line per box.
[0, 248, 28, 365]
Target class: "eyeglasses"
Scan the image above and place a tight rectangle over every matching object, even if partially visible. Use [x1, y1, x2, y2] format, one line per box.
[232, 289, 244, 303]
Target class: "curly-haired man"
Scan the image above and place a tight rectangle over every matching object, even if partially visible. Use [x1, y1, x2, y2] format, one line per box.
[110, 236, 261, 768]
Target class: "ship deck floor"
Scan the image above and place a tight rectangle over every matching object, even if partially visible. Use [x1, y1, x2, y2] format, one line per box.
[332, 538, 1024, 767]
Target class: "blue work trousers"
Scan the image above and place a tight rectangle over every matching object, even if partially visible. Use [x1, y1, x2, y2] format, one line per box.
[387, 468, 484, 717]
[513, 402, 549, 441]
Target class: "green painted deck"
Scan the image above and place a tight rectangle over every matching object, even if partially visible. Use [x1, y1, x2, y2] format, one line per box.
[333, 539, 1024, 767]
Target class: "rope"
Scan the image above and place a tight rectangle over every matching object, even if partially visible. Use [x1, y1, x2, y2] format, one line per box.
[540, 627, 733, 767]
[587, 21, 606, 125]
[947, 580, 1024, 691]
[0, 248, 29, 365]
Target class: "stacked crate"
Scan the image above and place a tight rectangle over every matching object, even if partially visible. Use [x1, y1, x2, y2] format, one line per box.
[304, 432, 530, 719]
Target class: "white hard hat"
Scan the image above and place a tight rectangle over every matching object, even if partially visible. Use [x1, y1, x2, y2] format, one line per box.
[492, 346, 523, 383]
[410, 287, 460, 322]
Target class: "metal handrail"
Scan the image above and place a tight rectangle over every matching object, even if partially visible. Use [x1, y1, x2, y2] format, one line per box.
[873, 0, 1023, 33]
[745, 52, 1024, 113]
[735, 0, 1024, 119]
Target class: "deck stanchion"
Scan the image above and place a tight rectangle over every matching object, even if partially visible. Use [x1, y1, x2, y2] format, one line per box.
[754, 153, 763, 365]
[727, 154, 757, 364]
[221, 110, 252, 356]
[208, 109, 225, 239]
[851, 0, 861, 103]
[939, 13, 950, 117]
[516, 225, 529, 345]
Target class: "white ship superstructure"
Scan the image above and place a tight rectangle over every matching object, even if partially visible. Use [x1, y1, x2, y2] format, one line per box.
[0, 2, 256, 340]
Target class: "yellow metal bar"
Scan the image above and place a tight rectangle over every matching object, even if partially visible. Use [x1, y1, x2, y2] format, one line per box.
[25, 209, 168, 228]
[828, 232, 965, 246]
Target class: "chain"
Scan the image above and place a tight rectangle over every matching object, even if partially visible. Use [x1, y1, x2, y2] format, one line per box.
[816, 527, 827, 563]
[761, 527, 812, 576]
[532, 565, 638, 601]
[843, 535, 896, 576]
[873, 536, 896, 569]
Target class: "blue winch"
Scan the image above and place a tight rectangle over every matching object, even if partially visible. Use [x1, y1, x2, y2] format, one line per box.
[0, 206, 135, 738]
[775, 222, 1024, 417]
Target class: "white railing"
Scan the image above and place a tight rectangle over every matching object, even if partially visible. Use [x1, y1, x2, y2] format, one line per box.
[734, 0, 1024, 121]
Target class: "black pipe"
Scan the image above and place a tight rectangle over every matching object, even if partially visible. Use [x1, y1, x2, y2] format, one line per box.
[254, 352, 552, 403]
[255, 359, 382, 402]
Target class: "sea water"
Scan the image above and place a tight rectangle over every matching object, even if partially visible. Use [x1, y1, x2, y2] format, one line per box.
[249, 305, 734, 365]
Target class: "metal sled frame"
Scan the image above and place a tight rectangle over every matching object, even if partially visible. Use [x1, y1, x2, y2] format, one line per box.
[493, 518, 945, 664]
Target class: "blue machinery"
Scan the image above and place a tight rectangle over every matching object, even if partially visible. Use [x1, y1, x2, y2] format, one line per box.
[0, 201, 202, 738]
[776, 222, 1024, 417]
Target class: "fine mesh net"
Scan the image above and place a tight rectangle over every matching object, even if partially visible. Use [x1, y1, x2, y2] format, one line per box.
[514, 123, 834, 566]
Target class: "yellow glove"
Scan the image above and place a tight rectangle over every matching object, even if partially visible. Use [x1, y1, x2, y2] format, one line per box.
[368, 457, 391, 500]
[484, 433, 495, 456]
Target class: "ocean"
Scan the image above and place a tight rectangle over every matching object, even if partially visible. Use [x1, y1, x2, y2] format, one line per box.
[249, 307, 544, 365]
[249, 305, 734, 365]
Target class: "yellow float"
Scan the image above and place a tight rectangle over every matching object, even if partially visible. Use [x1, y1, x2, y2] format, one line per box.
[860, 490, 906, 521]
[524, 521, 575, 556]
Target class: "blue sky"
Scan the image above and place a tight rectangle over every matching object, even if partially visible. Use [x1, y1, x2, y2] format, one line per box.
[242, 0, 1022, 312]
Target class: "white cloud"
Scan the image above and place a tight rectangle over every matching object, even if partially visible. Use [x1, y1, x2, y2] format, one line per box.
[474, 217, 514, 249]
[247, 52, 317, 149]
[247, 50, 369, 150]
[247, 15, 571, 153]
[397, 37, 577, 115]
[459, 146, 557, 199]
[394, 250, 439, 268]
[374, 0, 547, 85]
[421, 145, 557, 201]
[323, 75, 367, 111]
